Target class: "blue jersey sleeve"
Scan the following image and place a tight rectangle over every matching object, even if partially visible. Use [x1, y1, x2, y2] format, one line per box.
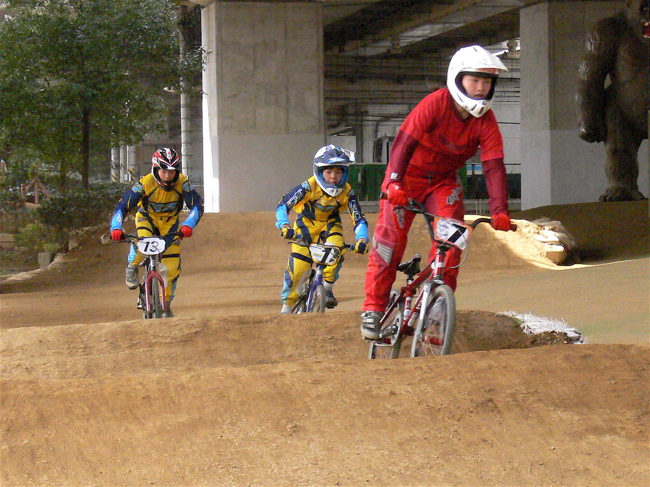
[347, 190, 369, 241]
[275, 181, 309, 229]
[110, 181, 144, 231]
[181, 179, 204, 229]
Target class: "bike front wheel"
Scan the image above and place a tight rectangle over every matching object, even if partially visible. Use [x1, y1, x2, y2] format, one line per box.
[292, 271, 312, 314]
[306, 284, 326, 313]
[369, 291, 404, 359]
[144, 277, 164, 319]
[411, 284, 455, 357]
[292, 295, 307, 314]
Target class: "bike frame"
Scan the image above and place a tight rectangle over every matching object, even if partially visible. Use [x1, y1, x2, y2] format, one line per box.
[376, 201, 490, 342]
[125, 233, 182, 319]
[142, 253, 167, 317]
[305, 263, 326, 312]
[378, 233, 453, 336]
[291, 238, 353, 314]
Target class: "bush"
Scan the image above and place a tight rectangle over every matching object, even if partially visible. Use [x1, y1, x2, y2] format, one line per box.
[37, 182, 128, 230]
[0, 249, 38, 273]
[13, 221, 60, 254]
[0, 188, 34, 233]
[35, 181, 129, 249]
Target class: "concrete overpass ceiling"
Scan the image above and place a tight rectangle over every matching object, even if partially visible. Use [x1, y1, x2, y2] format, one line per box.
[184, 0, 529, 70]
[318, 0, 530, 130]
[185, 0, 533, 53]
[323, 0, 528, 67]
[185, 0, 533, 130]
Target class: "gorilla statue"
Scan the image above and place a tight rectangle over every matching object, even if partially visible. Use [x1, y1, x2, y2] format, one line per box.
[577, 0, 649, 201]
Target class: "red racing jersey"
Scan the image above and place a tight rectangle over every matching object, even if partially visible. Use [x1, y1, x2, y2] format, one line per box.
[384, 87, 508, 215]
[386, 87, 504, 181]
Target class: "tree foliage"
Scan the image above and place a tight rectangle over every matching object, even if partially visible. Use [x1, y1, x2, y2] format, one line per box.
[0, 0, 202, 189]
[36, 181, 129, 240]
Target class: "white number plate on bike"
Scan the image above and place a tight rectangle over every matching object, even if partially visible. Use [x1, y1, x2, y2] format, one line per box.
[136, 237, 166, 255]
[309, 244, 340, 266]
[435, 218, 470, 250]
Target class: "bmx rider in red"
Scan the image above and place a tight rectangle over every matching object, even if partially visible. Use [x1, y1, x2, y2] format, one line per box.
[360, 45, 515, 340]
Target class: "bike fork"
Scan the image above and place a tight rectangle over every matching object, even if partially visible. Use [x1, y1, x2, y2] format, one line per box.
[409, 282, 433, 332]
[144, 271, 166, 314]
[306, 269, 322, 311]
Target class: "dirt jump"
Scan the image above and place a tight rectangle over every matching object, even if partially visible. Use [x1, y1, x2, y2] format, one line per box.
[1, 200, 648, 486]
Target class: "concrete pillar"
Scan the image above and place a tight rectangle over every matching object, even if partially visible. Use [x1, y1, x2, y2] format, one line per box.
[111, 147, 120, 183]
[180, 91, 192, 179]
[119, 146, 128, 182]
[520, 0, 648, 210]
[127, 145, 137, 181]
[201, 2, 325, 212]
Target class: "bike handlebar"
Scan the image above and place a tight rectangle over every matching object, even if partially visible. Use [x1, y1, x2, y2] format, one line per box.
[101, 231, 185, 245]
[124, 232, 185, 245]
[397, 200, 517, 232]
[288, 236, 355, 251]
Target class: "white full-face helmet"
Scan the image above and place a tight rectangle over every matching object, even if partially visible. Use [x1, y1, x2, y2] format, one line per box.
[447, 45, 508, 118]
[313, 144, 351, 197]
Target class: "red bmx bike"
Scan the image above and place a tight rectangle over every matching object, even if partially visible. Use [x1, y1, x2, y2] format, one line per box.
[369, 200, 514, 359]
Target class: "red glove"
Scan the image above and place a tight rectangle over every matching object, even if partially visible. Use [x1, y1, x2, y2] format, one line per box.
[111, 229, 124, 241]
[386, 181, 410, 207]
[179, 225, 193, 238]
[491, 213, 511, 231]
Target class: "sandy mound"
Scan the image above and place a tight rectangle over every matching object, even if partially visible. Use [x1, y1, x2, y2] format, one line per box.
[1, 200, 648, 486]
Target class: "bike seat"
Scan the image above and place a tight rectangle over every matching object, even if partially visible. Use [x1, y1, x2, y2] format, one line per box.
[397, 254, 421, 277]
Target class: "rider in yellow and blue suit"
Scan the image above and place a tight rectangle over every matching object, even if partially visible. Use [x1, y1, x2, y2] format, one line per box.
[110, 148, 203, 317]
[276, 145, 369, 314]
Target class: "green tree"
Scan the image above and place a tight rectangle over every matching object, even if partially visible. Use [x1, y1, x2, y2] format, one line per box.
[0, 0, 201, 190]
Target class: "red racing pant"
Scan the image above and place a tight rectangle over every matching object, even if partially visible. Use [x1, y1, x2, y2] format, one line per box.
[362, 172, 465, 313]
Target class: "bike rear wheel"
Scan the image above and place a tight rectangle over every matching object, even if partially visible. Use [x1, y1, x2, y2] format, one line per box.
[369, 291, 404, 359]
[411, 284, 455, 357]
[138, 286, 147, 319]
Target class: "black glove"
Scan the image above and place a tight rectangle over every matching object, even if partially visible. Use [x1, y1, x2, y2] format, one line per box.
[280, 226, 295, 240]
[354, 239, 368, 254]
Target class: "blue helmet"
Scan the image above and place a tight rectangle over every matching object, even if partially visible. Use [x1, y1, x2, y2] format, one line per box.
[313, 145, 351, 197]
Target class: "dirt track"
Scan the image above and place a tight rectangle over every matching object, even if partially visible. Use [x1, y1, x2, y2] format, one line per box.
[1, 200, 648, 486]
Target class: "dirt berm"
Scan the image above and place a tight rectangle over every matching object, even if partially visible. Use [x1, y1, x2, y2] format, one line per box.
[1, 200, 648, 486]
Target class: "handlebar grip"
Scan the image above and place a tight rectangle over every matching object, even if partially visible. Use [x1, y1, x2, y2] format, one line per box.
[100, 232, 136, 244]
[470, 217, 492, 229]
[470, 218, 518, 231]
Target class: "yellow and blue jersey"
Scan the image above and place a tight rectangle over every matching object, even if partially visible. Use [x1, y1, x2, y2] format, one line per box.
[110, 173, 204, 302]
[275, 176, 368, 242]
[110, 173, 203, 232]
[275, 176, 368, 305]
